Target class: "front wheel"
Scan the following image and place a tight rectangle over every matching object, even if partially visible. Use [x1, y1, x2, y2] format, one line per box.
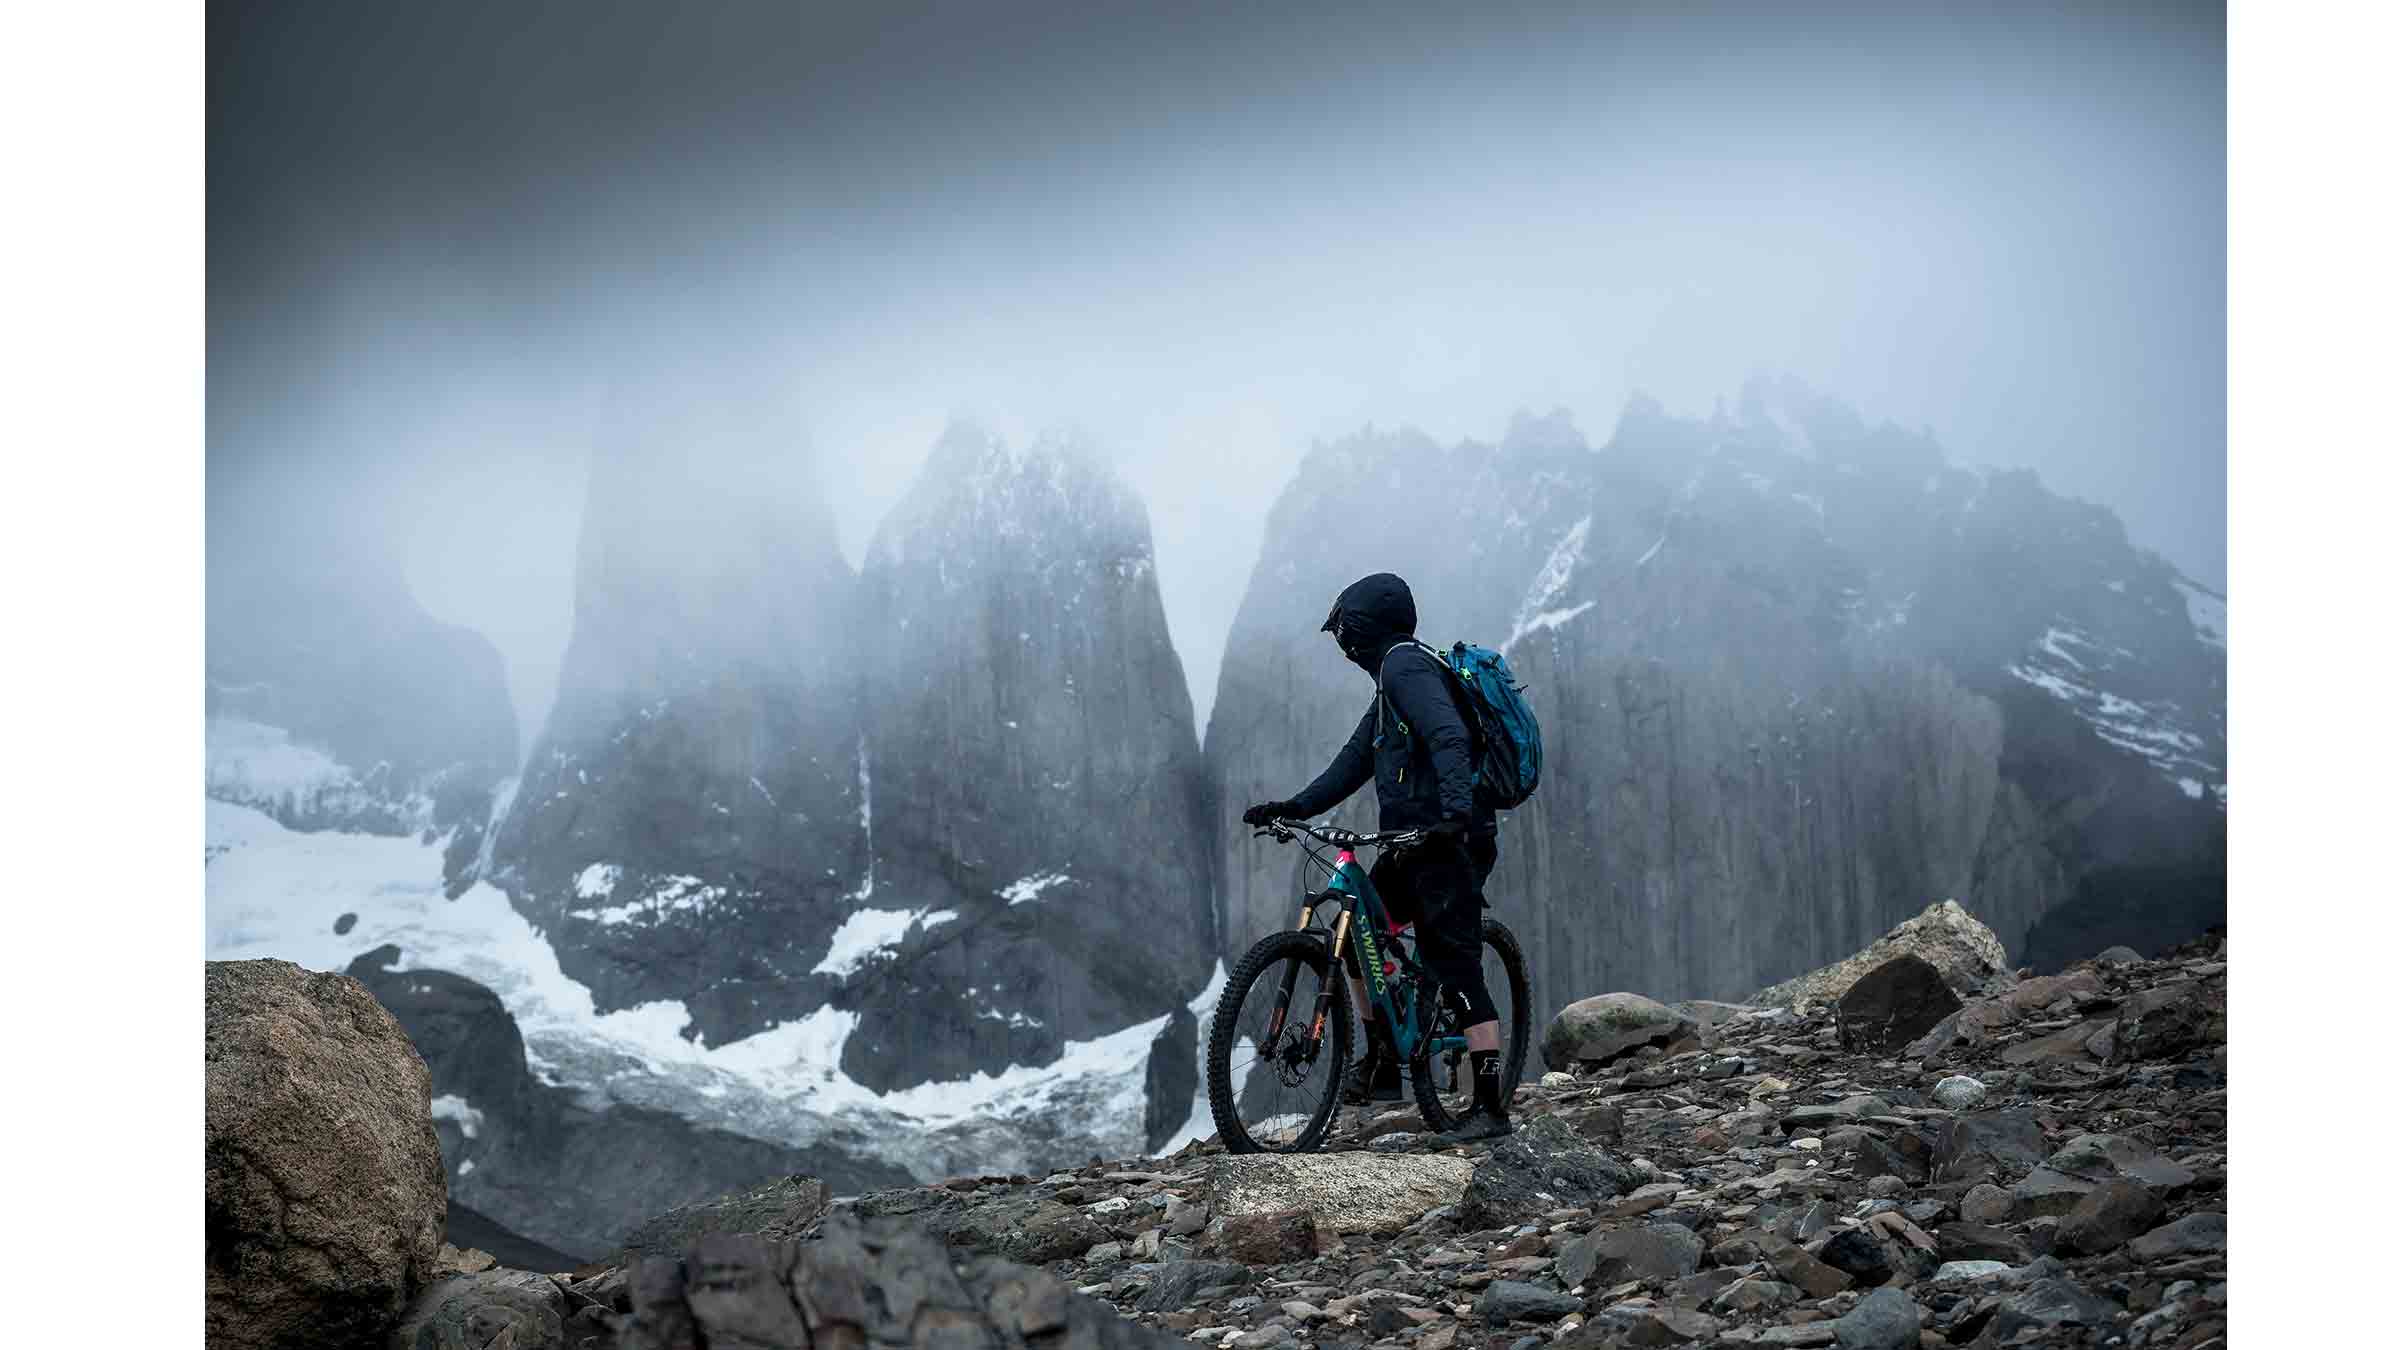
[1411, 916, 1532, 1134]
[1206, 930, 1354, 1154]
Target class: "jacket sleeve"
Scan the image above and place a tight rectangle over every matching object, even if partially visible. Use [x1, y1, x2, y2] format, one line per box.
[1289, 707, 1376, 817]
[1383, 646, 1476, 823]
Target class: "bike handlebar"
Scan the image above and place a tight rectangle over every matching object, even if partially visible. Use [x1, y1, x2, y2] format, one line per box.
[1252, 819, 1425, 850]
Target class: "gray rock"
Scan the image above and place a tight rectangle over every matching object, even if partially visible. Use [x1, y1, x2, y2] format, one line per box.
[1457, 1114, 1638, 1228]
[1818, 1228, 1893, 1287]
[2095, 945, 2144, 964]
[387, 1270, 568, 1350]
[1206, 1153, 1472, 1233]
[1829, 1286, 1921, 1350]
[1934, 1223, 2028, 1266]
[206, 960, 446, 1350]
[921, 1193, 1114, 1265]
[616, 1175, 830, 1263]
[1931, 1109, 2050, 1183]
[2014, 1134, 2195, 1216]
[1958, 1183, 2014, 1225]
[2125, 1212, 2227, 1260]
[1591, 1300, 1719, 1343]
[1985, 1273, 2124, 1341]
[1709, 1277, 1801, 1313]
[2053, 1179, 2164, 1254]
[1932, 1260, 2013, 1282]
[1136, 1261, 1257, 1313]
[1558, 1223, 1704, 1286]
[1930, 1075, 1987, 1110]
[1475, 1281, 1582, 1324]
[1542, 993, 1698, 1069]
[1835, 955, 1963, 1051]
[1752, 901, 2011, 1010]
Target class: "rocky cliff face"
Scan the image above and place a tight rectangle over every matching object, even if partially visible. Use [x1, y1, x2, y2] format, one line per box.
[475, 425, 1214, 1158]
[844, 424, 1218, 1098]
[482, 443, 866, 1045]
[206, 551, 517, 837]
[1207, 383, 2225, 1009]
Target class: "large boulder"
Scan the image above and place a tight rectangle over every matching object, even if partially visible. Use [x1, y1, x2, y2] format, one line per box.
[1541, 992, 1698, 1070]
[1834, 954, 1963, 1051]
[1205, 1153, 1473, 1233]
[206, 959, 448, 1350]
[1752, 900, 2011, 1010]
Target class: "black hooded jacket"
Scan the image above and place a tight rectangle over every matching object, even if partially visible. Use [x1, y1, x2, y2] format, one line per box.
[1288, 573, 1496, 838]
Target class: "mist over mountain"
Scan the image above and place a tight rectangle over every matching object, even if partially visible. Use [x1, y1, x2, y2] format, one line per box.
[205, 544, 516, 836]
[1209, 379, 2225, 1015]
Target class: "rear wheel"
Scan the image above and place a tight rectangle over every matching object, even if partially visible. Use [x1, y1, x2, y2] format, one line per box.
[1207, 930, 1354, 1154]
[1410, 916, 1532, 1134]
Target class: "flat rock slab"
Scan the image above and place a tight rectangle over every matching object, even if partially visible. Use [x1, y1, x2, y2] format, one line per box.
[1475, 1281, 1582, 1324]
[1829, 1285, 1921, 1350]
[2126, 1212, 2227, 1260]
[1205, 1153, 1472, 1233]
[2015, 1134, 2196, 1216]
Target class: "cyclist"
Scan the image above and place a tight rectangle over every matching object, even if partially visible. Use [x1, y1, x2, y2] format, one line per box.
[1240, 571, 1512, 1142]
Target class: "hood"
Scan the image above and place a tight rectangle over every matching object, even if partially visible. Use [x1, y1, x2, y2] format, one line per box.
[1321, 572, 1418, 675]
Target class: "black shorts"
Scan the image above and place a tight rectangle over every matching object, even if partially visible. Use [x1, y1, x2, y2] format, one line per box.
[1350, 833, 1500, 1025]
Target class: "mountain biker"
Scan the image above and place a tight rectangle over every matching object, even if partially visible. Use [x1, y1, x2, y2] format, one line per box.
[1240, 571, 1513, 1143]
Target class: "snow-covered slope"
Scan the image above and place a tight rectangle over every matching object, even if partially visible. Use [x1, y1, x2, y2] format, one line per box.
[206, 799, 1216, 1182]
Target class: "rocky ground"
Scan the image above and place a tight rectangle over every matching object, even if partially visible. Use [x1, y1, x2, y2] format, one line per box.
[457, 925, 2225, 1349]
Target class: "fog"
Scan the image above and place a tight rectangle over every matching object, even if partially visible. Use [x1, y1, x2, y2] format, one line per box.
[208, 0, 2225, 747]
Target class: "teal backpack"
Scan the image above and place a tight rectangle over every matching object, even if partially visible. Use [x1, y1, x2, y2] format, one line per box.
[1379, 640, 1544, 809]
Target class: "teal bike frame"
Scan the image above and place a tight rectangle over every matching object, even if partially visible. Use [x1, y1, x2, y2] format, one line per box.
[1256, 820, 1469, 1067]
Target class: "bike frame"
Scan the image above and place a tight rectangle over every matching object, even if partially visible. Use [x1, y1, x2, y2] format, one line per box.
[1257, 822, 1467, 1066]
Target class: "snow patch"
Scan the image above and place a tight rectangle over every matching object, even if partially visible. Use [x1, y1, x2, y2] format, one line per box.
[812, 907, 950, 977]
[574, 863, 620, 900]
[1502, 517, 1599, 654]
[571, 875, 725, 927]
[1001, 872, 1070, 906]
[431, 1094, 485, 1140]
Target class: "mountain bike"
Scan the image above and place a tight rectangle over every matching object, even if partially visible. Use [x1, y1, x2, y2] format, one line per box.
[1206, 819, 1531, 1153]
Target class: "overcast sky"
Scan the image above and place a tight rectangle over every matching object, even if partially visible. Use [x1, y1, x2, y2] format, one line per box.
[208, 0, 2225, 746]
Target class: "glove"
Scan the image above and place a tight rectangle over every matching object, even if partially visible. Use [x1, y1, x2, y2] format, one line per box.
[1426, 818, 1471, 849]
[1243, 800, 1302, 827]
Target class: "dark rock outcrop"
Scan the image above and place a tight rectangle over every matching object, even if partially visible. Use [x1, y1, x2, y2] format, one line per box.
[842, 424, 1217, 1091]
[206, 959, 447, 1350]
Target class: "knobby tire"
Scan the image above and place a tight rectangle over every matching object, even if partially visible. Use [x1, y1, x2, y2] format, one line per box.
[1206, 930, 1354, 1154]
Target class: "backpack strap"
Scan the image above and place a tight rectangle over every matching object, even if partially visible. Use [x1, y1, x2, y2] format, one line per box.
[1374, 638, 1455, 744]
